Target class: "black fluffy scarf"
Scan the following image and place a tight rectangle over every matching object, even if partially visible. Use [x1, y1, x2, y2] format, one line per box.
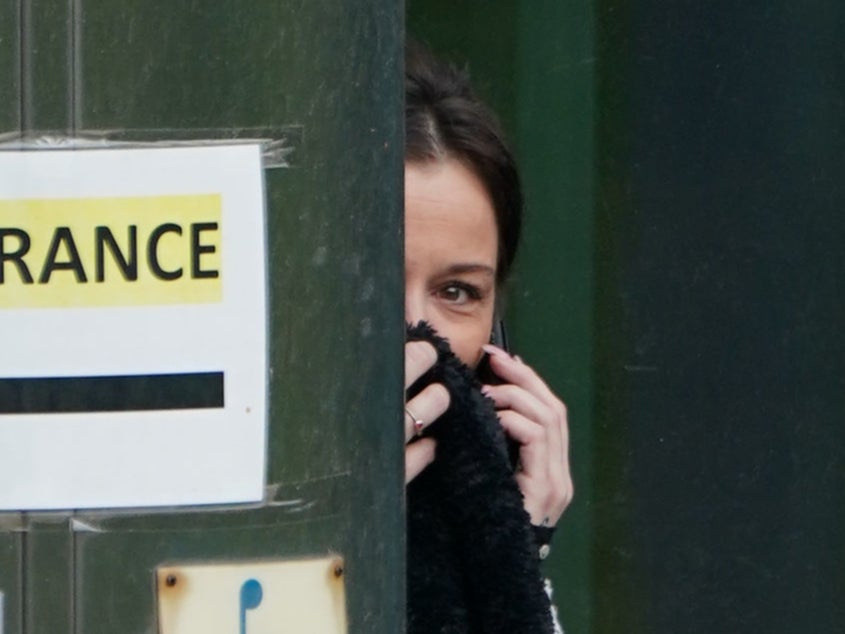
[406, 322, 554, 634]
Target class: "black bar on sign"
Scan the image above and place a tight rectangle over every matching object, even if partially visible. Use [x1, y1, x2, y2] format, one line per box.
[0, 372, 224, 414]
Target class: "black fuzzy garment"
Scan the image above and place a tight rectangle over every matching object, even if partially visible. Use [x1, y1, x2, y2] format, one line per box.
[406, 322, 553, 634]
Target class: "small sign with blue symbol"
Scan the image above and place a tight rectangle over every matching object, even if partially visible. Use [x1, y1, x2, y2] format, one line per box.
[157, 557, 347, 634]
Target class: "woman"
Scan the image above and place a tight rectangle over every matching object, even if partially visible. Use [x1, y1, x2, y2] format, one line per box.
[402, 43, 573, 633]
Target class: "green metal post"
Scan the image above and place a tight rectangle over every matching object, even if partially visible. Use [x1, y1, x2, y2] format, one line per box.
[1, 3, 405, 633]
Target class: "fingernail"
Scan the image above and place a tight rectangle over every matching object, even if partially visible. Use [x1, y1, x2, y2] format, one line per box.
[482, 344, 510, 358]
[480, 385, 492, 396]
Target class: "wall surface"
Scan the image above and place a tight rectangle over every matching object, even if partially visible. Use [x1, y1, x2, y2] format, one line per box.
[593, 1, 845, 631]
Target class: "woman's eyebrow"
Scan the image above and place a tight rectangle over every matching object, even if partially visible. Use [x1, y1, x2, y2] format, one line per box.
[442, 263, 496, 277]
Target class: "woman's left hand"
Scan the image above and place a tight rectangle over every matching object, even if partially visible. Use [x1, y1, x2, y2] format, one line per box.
[480, 344, 573, 527]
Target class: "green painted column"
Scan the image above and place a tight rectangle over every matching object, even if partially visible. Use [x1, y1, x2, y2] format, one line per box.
[0, 0, 19, 131]
[1, 2, 404, 633]
[0, 3, 22, 634]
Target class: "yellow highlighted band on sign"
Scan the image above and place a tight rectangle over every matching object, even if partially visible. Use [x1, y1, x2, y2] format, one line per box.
[0, 195, 222, 308]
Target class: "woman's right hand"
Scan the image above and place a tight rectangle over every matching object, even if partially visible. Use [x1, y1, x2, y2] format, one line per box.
[404, 341, 450, 483]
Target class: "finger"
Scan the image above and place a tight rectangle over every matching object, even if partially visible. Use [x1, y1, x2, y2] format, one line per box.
[482, 345, 558, 407]
[519, 401, 569, 514]
[405, 341, 438, 389]
[496, 408, 543, 444]
[499, 399, 573, 525]
[497, 409, 549, 477]
[482, 346, 570, 463]
[481, 383, 549, 426]
[482, 346, 575, 523]
[405, 438, 436, 483]
[404, 383, 449, 443]
[483, 375, 569, 483]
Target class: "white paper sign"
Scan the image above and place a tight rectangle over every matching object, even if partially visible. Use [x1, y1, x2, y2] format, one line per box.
[0, 145, 267, 509]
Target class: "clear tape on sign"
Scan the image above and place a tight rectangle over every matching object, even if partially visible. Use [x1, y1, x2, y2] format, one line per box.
[0, 127, 302, 169]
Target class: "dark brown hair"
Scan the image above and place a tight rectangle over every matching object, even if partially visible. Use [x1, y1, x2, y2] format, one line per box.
[405, 41, 523, 285]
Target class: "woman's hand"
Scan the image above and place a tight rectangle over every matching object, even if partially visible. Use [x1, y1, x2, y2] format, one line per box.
[404, 341, 450, 483]
[480, 344, 573, 526]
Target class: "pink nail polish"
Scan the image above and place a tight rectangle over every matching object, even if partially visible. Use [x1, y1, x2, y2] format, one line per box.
[482, 344, 508, 358]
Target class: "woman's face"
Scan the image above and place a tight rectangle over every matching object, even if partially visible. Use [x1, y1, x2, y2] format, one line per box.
[405, 159, 498, 368]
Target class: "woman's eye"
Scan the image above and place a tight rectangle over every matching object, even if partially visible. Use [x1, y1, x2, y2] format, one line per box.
[438, 284, 480, 305]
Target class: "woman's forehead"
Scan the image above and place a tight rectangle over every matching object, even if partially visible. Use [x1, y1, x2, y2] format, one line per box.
[405, 161, 495, 222]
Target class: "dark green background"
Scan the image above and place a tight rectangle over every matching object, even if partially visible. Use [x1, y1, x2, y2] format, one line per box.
[411, 1, 844, 633]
